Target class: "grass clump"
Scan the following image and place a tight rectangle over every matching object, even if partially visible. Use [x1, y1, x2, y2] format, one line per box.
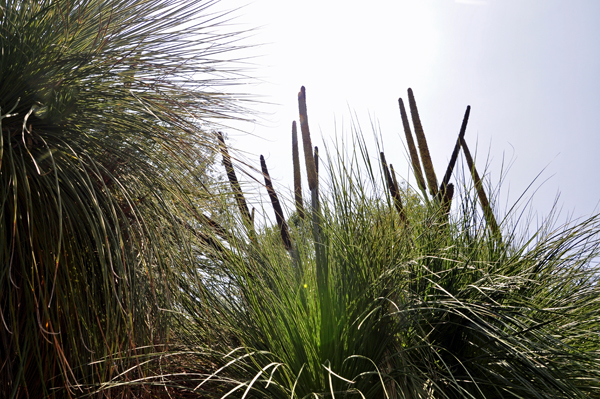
[3, 7, 599, 392]
[0, 0, 252, 396]
[156, 87, 600, 398]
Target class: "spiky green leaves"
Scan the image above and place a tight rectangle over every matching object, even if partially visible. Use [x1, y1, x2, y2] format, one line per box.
[0, 0, 253, 396]
[108, 87, 600, 399]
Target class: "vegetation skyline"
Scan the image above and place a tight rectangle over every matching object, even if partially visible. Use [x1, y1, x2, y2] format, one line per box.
[2, 1, 599, 397]
[224, 0, 600, 227]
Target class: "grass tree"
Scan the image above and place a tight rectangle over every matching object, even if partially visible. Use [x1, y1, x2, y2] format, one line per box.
[0, 0, 252, 396]
[132, 87, 600, 398]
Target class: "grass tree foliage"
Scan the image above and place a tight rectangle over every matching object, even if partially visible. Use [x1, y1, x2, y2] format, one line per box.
[141, 87, 600, 398]
[0, 0, 252, 396]
[2, 1, 599, 395]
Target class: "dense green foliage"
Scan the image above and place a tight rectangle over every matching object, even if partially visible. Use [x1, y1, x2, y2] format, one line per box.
[114, 93, 600, 398]
[0, 0, 250, 396]
[3, 1, 600, 397]
[171, 142, 600, 398]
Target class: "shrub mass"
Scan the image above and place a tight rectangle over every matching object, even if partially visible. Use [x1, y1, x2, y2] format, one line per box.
[148, 87, 600, 398]
[2, 1, 599, 397]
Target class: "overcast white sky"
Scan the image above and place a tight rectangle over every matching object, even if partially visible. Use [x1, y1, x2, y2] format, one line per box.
[216, 0, 600, 227]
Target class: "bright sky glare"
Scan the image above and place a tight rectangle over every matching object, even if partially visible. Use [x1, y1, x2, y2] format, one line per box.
[216, 0, 600, 227]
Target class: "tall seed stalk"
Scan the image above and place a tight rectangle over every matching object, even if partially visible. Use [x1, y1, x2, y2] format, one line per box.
[398, 97, 427, 197]
[407, 88, 439, 197]
[292, 121, 306, 220]
[460, 136, 501, 238]
[260, 155, 292, 251]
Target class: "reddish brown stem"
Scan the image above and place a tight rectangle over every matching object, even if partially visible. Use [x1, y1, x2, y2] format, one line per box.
[260, 155, 292, 251]
[217, 132, 253, 228]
